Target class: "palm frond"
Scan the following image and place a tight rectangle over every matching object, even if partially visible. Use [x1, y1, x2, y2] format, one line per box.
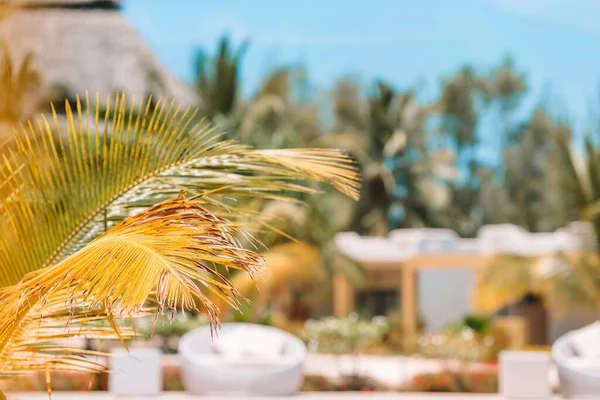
[0, 93, 360, 287]
[555, 130, 591, 211]
[251, 149, 360, 200]
[473, 255, 537, 313]
[540, 252, 600, 315]
[0, 288, 131, 378]
[0, 195, 264, 379]
[315, 132, 373, 166]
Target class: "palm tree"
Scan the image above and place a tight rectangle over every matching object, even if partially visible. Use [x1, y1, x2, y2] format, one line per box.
[474, 118, 600, 316]
[194, 35, 249, 120]
[0, 93, 360, 396]
[324, 77, 449, 235]
[238, 66, 318, 145]
[194, 35, 317, 150]
[0, 43, 41, 124]
[485, 56, 527, 150]
[436, 59, 528, 236]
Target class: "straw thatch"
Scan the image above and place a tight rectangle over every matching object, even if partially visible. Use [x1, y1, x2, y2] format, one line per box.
[11, 0, 121, 8]
[0, 0, 198, 110]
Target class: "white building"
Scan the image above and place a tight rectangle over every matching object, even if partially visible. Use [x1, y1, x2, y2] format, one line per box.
[334, 222, 597, 344]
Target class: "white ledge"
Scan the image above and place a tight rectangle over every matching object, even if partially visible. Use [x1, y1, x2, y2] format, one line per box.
[335, 222, 596, 264]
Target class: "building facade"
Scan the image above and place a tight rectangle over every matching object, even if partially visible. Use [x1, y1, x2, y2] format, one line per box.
[334, 222, 597, 344]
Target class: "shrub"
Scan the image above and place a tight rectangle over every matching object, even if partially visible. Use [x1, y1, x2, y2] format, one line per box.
[137, 313, 210, 339]
[301, 313, 389, 354]
[416, 316, 509, 362]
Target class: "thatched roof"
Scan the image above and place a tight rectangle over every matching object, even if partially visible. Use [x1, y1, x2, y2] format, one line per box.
[11, 1, 121, 9]
[0, 1, 198, 110]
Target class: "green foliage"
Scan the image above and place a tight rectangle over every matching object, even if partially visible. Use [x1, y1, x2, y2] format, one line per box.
[416, 320, 509, 362]
[137, 313, 209, 339]
[327, 77, 443, 235]
[229, 303, 274, 326]
[461, 315, 492, 334]
[195, 35, 248, 119]
[301, 313, 389, 354]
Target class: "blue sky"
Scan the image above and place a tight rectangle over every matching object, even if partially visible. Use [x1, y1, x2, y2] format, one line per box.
[123, 0, 600, 132]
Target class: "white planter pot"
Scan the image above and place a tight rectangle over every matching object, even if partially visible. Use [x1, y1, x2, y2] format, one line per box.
[500, 350, 551, 399]
[109, 347, 162, 396]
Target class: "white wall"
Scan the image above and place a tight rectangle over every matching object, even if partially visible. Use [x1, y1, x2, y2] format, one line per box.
[418, 268, 475, 331]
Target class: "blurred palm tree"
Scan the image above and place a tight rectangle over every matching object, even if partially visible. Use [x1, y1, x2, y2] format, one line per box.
[0, 44, 40, 124]
[324, 77, 451, 235]
[475, 118, 600, 315]
[485, 56, 527, 149]
[478, 108, 571, 232]
[0, 4, 39, 125]
[556, 127, 600, 242]
[238, 67, 314, 145]
[433, 60, 529, 237]
[194, 35, 249, 120]
[194, 35, 319, 148]
[435, 66, 491, 236]
[0, 93, 359, 395]
[474, 254, 542, 313]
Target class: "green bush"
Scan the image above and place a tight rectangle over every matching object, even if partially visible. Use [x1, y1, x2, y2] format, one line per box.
[416, 315, 509, 362]
[137, 313, 209, 339]
[301, 313, 389, 354]
[462, 315, 491, 333]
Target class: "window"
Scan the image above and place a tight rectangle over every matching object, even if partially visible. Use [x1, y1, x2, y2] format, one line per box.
[356, 290, 398, 317]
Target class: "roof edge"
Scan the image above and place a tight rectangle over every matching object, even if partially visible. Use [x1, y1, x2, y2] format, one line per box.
[13, 0, 121, 10]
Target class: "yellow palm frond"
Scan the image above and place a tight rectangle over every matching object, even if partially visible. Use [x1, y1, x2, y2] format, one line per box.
[473, 254, 537, 313]
[251, 149, 360, 200]
[0, 195, 264, 379]
[0, 93, 360, 287]
[538, 252, 600, 315]
[0, 288, 131, 378]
